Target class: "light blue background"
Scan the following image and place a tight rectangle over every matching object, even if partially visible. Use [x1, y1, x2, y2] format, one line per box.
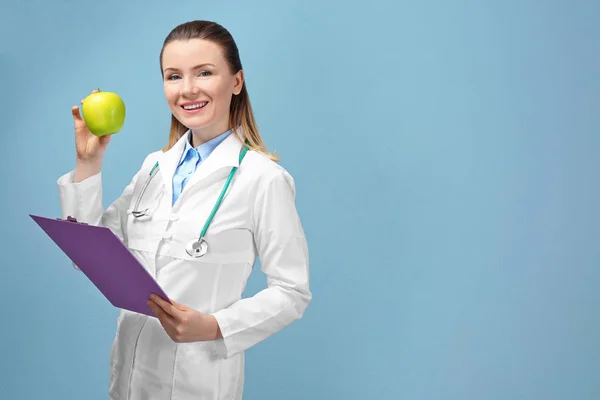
[1, 0, 599, 399]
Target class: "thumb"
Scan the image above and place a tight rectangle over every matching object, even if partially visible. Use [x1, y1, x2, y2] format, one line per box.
[170, 299, 181, 307]
[170, 299, 189, 310]
[71, 105, 83, 121]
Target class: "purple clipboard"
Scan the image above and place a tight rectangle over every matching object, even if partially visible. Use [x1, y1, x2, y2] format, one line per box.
[30, 214, 171, 317]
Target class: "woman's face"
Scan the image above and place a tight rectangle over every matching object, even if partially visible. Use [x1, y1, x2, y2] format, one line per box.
[162, 39, 243, 143]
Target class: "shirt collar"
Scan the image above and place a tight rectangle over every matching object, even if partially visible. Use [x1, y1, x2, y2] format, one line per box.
[178, 129, 232, 166]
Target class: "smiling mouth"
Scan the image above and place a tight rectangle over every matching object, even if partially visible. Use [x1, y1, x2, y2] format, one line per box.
[181, 101, 208, 110]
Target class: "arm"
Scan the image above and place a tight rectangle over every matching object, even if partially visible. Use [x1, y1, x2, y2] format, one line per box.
[211, 169, 312, 359]
[57, 161, 143, 269]
[57, 169, 140, 239]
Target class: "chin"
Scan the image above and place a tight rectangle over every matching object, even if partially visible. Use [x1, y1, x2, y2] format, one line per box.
[176, 112, 210, 127]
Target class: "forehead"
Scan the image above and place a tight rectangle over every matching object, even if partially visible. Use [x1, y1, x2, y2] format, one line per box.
[162, 39, 226, 68]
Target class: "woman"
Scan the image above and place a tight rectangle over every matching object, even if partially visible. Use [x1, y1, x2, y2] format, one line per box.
[58, 20, 311, 400]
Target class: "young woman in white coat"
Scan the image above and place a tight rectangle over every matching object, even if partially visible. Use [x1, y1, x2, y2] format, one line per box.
[58, 20, 311, 400]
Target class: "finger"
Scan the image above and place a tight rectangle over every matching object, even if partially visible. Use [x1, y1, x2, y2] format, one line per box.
[155, 298, 180, 319]
[150, 294, 178, 316]
[100, 134, 112, 145]
[148, 303, 179, 341]
[71, 105, 82, 121]
[93, 88, 100, 93]
[148, 300, 175, 324]
[170, 299, 190, 312]
[149, 297, 178, 320]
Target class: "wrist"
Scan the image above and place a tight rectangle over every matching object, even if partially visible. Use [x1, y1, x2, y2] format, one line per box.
[208, 315, 223, 340]
[74, 159, 102, 182]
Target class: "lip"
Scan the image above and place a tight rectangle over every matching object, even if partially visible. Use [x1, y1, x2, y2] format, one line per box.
[180, 101, 209, 113]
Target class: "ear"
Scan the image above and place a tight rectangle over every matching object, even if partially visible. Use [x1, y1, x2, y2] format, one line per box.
[233, 70, 244, 95]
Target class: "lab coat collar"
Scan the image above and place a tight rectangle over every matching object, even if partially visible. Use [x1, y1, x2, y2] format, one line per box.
[178, 129, 232, 167]
[158, 128, 244, 204]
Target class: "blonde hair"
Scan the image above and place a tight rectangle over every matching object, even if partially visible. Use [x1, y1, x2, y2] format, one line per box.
[159, 20, 278, 162]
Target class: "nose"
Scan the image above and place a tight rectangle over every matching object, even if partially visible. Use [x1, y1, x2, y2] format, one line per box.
[181, 76, 199, 97]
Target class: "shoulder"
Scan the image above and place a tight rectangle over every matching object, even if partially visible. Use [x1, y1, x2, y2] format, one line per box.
[132, 150, 163, 176]
[242, 150, 297, 197]
[126, 150, 163, 183]
[142, 150, 163, 167]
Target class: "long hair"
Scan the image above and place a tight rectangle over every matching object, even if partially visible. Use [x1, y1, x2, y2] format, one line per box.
[159, 20, 278, 161]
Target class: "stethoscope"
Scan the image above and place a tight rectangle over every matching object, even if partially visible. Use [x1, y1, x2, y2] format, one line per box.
[131, 143, 249, 258]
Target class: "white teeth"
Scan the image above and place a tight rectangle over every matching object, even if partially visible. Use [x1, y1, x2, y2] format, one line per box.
[183, 102, 207, 110]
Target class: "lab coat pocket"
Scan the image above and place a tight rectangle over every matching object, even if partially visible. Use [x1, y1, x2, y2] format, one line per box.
[177, 339, 219, 360]
[172, 340, 221, 397]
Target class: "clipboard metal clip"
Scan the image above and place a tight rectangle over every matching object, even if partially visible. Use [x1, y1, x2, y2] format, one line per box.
[57, 216, 88, 225]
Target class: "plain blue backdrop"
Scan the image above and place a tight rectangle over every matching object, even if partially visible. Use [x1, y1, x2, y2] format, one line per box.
[1, 0, 599, 399]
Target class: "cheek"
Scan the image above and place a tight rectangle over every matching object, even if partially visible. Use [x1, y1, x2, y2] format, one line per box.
[205, 78, 231, 100]
[208, 84, 234, 109]
[163, 84, 179, 104]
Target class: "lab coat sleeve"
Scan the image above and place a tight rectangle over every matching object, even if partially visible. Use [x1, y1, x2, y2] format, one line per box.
[56, 167, 141, 270]
[211, 169, 312, 359]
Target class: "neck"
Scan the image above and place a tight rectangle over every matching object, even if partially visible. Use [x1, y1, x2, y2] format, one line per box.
[190, 125, 229, 148]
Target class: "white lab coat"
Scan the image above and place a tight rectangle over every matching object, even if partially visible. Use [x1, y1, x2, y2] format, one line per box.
[56, 131, 311, 400]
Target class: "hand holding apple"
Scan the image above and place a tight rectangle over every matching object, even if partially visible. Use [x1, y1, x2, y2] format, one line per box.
[72, 89, 122, 181]
[71, 89, 125, 163]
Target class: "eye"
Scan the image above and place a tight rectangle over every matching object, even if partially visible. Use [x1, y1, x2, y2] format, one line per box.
[167, 74, 181, 81]
[198, 71, 211, 77]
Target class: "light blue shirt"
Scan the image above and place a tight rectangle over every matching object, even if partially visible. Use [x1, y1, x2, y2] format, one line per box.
[172, 129, 232, 205]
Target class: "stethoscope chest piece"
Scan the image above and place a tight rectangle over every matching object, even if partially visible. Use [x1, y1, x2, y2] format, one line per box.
[186, 237, 208, 258]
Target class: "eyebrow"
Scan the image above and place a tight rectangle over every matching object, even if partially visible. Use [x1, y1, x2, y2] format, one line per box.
[163, 63, 215, 73]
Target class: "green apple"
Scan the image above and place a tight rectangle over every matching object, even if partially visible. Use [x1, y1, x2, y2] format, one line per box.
[81, 91, 126, 136]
